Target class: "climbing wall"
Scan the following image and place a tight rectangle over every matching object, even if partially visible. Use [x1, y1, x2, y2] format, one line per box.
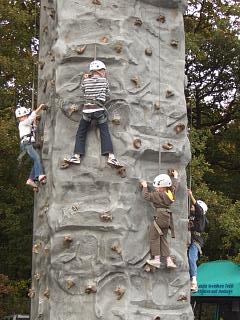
[31, 0, 193, 319]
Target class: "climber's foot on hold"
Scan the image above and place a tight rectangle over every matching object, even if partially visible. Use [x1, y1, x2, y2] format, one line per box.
[166, 256, 177, 269]
[39, 175, 47, 184]
[64, 154, 81, 164]
[26, 179, 38, 192]
[146, 258, 161, 269]
[107, 155, 123, 168]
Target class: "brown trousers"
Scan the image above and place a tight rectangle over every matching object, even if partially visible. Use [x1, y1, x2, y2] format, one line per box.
[149, 208, 175, 257]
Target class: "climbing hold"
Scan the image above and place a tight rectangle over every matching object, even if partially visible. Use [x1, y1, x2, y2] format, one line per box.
[43, 289, 50, 299]
[170, 40, 179, 48]
[92, 0, 101, 4]
[33, 243, 42, 254]
[134, 18, 143, 26]
[166, 90, 174, 98]
[48, 8, 56, 19]
[66, 278, 75, 289]
[114, 41, 123, 54]
[114, 286, 125, 300]
[68, 104, 79, 116]
[44, 245, 50, 255]
[133, 138, 141, 149]
[154, 101, 160, 110]
[131, 76, 141, 87]
[145, 48, 152, 56]
[42, 25, 48, 34]
[117, 167, 126, 178]
[112, 111, 121, 125]
[177, 294, 188, 302]
[100, 36, 108, 43]
[72, 203, 81, 211]
[167, 168, 175, 177]
[144, 263, 156, 273]
[38, 61, 45, 70]
[34, 272, 41, 281]
[43, 81, 47, 93]
[154, 317, 161, 320]
[157, 15, 166, 23]
[174, 123, 185, 134]
[111, 243, 122, 255]
[162, 143, 173, 150]
[100, 212, 113, 222]
[59, 160, 70, 169]
[63, 235, 73, 245]
[75, 45, 87, 55]
[28, 288, 36, 299]
[85, 283, 97, 294]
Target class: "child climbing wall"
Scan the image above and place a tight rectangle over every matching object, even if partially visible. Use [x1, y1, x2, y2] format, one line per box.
[140, 170, 179, 269]
[16, 104, 46, 191]
[64, 60, 122, 168]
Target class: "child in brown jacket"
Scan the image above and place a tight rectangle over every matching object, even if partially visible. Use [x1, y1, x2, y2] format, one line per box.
[140, 170, 179, 269]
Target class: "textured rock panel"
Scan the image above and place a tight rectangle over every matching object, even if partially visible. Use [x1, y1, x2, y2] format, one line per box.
[32, 0, 193, 319]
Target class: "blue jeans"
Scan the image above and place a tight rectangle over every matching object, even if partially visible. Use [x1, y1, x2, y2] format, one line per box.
[188, 242, 199, 278]
[74, 111, 113, 156]
[21, 142, 44, 181]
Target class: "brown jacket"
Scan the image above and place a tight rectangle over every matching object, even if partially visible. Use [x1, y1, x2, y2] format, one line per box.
[142, 178, 179, 238]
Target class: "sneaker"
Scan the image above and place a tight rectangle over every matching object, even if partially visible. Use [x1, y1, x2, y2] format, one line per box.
[64, 155, 81, 164]
[191, 282, 198, 293]
[166, 256, 177, 269]
[107, 157, 123, 168]
[26, 179, 38, 188]
[38, 175, 47, 184]
[146, 258, 161, 268]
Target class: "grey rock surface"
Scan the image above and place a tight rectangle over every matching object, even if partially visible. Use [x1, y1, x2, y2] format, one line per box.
[32, 0, 193, 319]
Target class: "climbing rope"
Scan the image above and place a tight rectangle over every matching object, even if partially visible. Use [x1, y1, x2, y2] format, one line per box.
[31, 1, 38, 111]
[158, 5, 162, 174]
[93, 1, 98, 60]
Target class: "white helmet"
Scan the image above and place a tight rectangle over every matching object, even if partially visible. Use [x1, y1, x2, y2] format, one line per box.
[89, 60, 106, 71]
[15, 107, 31, 118]
[153, 174, 172, 188]
[197, 200, 208, 214]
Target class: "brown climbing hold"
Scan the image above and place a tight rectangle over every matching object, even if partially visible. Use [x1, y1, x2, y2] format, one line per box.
[44, 245, 50, 255]
[63, 235, 73, 245]
[112, 112, 121, 125]
[100, 36, 108, 43]
[66, 279, 75, 289]
[100, 212, 113, 222]
[111, 244, 122, 255]
[43, 289, 50, 299]
[157, 15, 166, 23]
[145, 48, 152, 56]
[134, 18, 142, 26]
[42, 25, 48, 33]
[50, 79, 55, 87]
[171, 40, 179, 47]
[177, 294, 188, 302]
[38, 61, 45, 70]
[117, 167, 126, 178]
[85, 283, 97, 294]
[49, 8, 55, 19]
[162, 143, 173, 150]
[114, 41, 123, 54]
[92, 0, 101, 4]
[144, 264, 156, 273]
[133, 138, 141, 149]
[114, 287, 125, 300]
[168, 168, 175, 177]
[59, 160, 70, 169]
[154, 317, 161, 320]
[166, 90, 174, 98]
[33, 243, 42, 254]
[174, 123, 185, 134]
[154, 101, 160, 110]
[28, 288, 35, 299]
[34, 272, 41, 281]
[68, 104, 79, 116]
[75, 45, 87, 55]
[131, 76, 140, 87]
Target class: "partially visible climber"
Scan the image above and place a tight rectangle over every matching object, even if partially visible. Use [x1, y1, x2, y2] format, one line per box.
[64, 60, 122, 168]
[15, 104, 47, 190]
[188, 189, 208, 293]
[140, 170, 179, 269]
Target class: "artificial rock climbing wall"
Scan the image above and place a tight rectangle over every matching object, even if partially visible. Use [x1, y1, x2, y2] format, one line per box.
[32, 0, 193, 319]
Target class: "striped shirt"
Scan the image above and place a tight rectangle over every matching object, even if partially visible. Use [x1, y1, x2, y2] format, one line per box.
[81, 76, 110, 113]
